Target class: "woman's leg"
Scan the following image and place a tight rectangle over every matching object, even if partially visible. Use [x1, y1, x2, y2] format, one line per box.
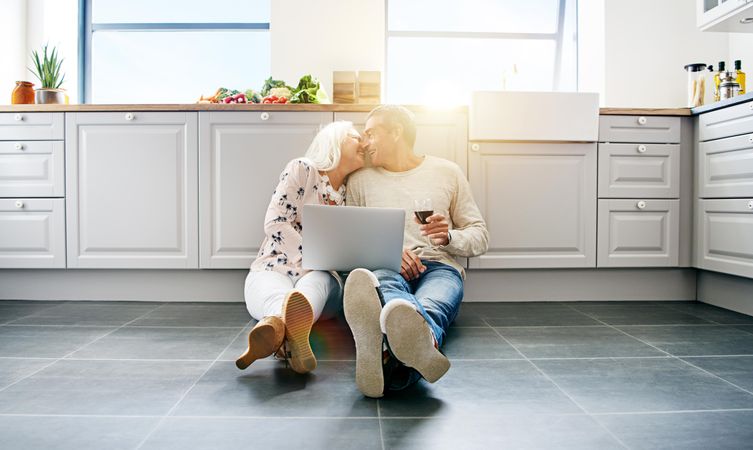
[293, 270, 342, 321]
[244, 270, 294, 321]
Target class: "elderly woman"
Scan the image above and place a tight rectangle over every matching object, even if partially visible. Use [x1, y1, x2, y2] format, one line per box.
[236, 121, 365, 374]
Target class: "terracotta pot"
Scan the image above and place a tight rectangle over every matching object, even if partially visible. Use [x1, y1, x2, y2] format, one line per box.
[11, 81, 35, 104]
[35, 88, 67, 104]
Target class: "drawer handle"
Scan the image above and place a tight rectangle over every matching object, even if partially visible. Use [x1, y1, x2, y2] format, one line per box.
[14, 143, 25, 151]
[260, 112, 270, 121]
[749, 136, 753, 144]
[637, 116, 647, 125]
[637, 144, 647, 153]
[125, 113, 135, 121]
[748, 200, 753, 210]
[471, 143, 480, 152]
[636, 200, 647, 210]
[14, 114, 24, 122]
[15, 201, 24, 208]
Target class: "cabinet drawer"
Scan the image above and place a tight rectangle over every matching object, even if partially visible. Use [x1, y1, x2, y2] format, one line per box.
[598, 143, 679, 198]
[0, 141, 64, 197]
[598, 115, 681, 143]
[0, 198, 65, 268]
[0, 113, 64, 140]
[698, 100, 753, 142]
[597, 199, 679, 267]
[697, 132, 753, 198]
[696, 199, 753, 279]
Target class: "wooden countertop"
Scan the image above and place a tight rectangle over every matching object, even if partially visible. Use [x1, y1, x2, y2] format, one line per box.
[0, 103, 692, 116]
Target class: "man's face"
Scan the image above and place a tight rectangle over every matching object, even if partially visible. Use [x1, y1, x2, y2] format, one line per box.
[363, 116, 394, 167]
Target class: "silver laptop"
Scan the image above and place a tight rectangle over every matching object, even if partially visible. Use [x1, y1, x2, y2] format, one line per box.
[302, 204, 405, 272]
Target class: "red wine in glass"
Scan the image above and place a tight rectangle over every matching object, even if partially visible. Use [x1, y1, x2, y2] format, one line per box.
[414, 210, 434, 224]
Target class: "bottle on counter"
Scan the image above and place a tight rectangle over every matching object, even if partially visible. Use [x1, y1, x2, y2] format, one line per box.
[735, 60, 746, 95]
[719, 72, 741, 100]
[714, 61, 726, 102]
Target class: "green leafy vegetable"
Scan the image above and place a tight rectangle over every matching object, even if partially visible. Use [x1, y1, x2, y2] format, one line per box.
[289, 74, 322, 104]
[261, 77, 293, 97]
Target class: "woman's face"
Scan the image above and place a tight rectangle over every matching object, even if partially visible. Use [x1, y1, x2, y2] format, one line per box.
[339, 129, 366, 173]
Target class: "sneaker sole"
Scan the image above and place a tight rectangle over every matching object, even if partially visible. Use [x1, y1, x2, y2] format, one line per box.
[282, 291, 317, 374]
[235, 321, 280, 370]
[343, 269, 384, 398]
[384, 303, 450, 383]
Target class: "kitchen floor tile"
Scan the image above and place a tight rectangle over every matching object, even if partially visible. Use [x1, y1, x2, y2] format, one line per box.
[597, 410, 753, 450]
[534, 357, 753, 413]
[662, 301, 753, 325]
[441, 327, 522, 360]
[10, 302, 161, 326]
[0, 325, 116, 358]
[0, 358, 54, 389]
[140, 417, 382, 450]
[681, 356, 753, 393]
[172, 360, 377, 418]
[129, 303, 251, 327]
[0, 302, 64, 324]
[616, 325, 753, 356]
[567, 304, 712, 325]
[0, 359, 210, 415]
[496, 326, 666, 359]
[484, 307, 602, 327]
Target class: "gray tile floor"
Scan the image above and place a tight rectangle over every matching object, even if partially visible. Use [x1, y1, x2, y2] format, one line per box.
[1, 300, 753, 449]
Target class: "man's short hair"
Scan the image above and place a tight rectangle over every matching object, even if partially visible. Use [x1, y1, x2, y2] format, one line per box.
[366, 105, 417, 149]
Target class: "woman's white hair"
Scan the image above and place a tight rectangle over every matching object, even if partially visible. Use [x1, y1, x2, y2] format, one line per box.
[304, 120, 355, 171]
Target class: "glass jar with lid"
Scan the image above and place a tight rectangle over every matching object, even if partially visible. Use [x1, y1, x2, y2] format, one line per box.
[684, 63, 707, 107]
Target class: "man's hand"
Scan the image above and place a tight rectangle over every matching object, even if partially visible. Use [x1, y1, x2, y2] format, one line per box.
[401, 248, 425, 281]
[416, 213, 450, 246]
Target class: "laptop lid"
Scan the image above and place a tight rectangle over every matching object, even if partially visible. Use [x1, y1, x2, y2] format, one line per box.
[302, 204, 405, 272]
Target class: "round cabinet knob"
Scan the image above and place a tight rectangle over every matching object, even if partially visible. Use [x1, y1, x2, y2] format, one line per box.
[636, 200, 647, 210]
[637, 116, 647, 125]
[748, 200, 753, 210]
[637, 144, 647, 153]
[125, 113, 135, 121]
[471, 143, 480, 152]
[14, 114, 24, 122]
[14, 143, 24, 151]
[15, 201, 24, 208]
[260, 112, 270, 121]
[749, 135, 753, 144]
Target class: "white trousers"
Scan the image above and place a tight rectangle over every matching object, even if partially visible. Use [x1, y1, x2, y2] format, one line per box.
[244, 270, 342, 322]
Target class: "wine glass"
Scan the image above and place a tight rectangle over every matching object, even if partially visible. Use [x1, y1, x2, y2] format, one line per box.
[413, 198, 434, 247]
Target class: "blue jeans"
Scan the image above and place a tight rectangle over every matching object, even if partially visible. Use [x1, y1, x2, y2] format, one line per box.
[373, 261, 464, 390]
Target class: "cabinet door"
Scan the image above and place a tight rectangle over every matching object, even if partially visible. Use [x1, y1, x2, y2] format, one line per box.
[698, 100, 753, 142]
[334, 110, 468, 175]
[468, 143, 597, 268]
[599, 115, 681, 143]
[597, 199, 679, 267]
[0, 198, 65, 268]
[697, 133, 753, 198]
[199, 111, 332, 268]
[696, 198, 753, 279]
[598, 143, 680, 198]
[66, 112, 198, 268]
[0, 112, 64, 140]
[0, 141, 64, 197]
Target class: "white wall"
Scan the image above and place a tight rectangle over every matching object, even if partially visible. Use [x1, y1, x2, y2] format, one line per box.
[0, 0, 28, 100]
[270, 0, 384, 97]
[729, 33, 753, 86]
[602, 0, 728, 107]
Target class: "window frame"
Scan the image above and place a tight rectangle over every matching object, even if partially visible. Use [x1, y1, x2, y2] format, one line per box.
[78, 0, 270, 104]
[383, 0, 575, 101]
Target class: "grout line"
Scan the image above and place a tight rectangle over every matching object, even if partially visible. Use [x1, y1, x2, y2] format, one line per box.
[0, 302, 165, 395]
[590, 408, 753, 416]
[133, 324, 249, 450]
[484, 317, 632, 450]
[377, 400, 386, 450]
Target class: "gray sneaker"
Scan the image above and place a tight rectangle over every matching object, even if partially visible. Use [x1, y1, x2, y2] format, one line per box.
[343, 268, 385, 398]
[380, 299, 450, 383]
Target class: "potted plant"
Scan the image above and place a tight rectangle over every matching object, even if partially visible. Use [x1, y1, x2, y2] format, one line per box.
[29, 44, 66, 104]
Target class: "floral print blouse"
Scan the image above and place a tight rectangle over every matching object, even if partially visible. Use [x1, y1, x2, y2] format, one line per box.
[250, 158, 346, 278]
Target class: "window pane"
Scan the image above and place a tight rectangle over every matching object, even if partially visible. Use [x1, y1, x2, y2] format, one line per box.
[91, 31, 270, 103]
[388, 0, 560, 33]
[92, 0, 270, 23]
[386, 37, 560, 104]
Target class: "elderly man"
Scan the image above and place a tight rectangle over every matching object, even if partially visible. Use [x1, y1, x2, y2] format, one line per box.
[344, 105, 489, 398]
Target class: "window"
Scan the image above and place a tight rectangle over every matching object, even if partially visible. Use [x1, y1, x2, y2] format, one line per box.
[385, 0, 578, 104]
[80, 0, 270, 103]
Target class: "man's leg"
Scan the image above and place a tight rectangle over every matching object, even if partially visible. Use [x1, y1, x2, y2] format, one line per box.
[411, 261, 464, 347]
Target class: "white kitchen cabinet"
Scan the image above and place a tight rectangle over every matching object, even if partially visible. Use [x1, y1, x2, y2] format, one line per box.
[597, 199, 679, 267]
[598, 143, 680, 198]
[698, 100, 753, 142]
[599, 115, 681, 144]
[0, 113, 64, 140]
[0, 198, 66, 268]
[198, 111, 332, 269]
[696, 198, 753, 279]
[0, 141, 65, 197]
[334, 110, 468, 175]
[697, 132, 753, 198]
[65, 112, 198, 268]
[697, 0, 753, 32]
[468, 142, 597, 268]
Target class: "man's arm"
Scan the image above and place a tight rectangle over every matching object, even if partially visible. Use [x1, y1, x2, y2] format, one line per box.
[442, 169, 489, 258]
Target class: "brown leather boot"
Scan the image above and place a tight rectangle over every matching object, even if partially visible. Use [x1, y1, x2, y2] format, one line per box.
[281, 290, 317, 374]
[235, 315, 285, 370]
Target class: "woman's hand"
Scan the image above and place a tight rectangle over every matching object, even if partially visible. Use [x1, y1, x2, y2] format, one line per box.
[401, 249, 425, 281]
[417, 213, 450, 246]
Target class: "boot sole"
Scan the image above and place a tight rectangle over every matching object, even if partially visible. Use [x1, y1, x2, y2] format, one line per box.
[383, 303, 450, 383]
[235, 321, 280, 370]
[282, 291, 317, 374]
[343, 269, 384, 398]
